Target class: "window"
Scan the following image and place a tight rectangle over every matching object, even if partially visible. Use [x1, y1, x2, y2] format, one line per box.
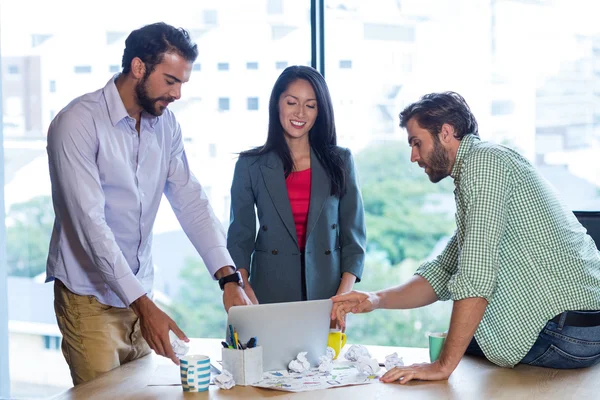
[267, 0, 283, 15]
[7, 2, 598, 398]
[73, 65, 92, 74]
[2, 2, 312, 398]
[247, 97, 259, 110]
[339, 60, 352, 69]
[43, 335, 61, 351]
[218, 97, 230, 111]
[203, 9, 217, 25]
[491, 100, 515, 116]
[209, 143, 217, 158]
[324, 0, 600, 349]
[1, 3, 309, 398]
[363, 23, 415, 42]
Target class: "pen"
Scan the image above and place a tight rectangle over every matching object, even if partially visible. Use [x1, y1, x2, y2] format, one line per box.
[221, 341, 229, 349]
[228, 324, 235, 348]
[234, 329, 240, 350]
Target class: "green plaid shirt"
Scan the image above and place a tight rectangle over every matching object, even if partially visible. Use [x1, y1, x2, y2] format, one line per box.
[416, 134, 600, 367]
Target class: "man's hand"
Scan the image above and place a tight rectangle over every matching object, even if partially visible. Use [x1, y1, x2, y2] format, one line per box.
[380, 361, 452, 384]
[223, 283, 253, 312]
[215, 266, 255, 311]
[130, 295, 188, 365]
[330, 290, 381, 329]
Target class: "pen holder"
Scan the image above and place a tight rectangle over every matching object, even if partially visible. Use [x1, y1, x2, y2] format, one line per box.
[222, 346, 263, 386]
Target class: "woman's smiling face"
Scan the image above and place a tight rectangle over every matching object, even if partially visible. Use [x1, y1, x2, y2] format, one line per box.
[278, 78, 318, 143]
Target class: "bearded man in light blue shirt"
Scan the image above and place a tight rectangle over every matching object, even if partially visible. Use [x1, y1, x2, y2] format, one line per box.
[46, 22, 252, 385]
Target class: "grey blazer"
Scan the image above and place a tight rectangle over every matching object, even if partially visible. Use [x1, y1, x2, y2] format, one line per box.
[227, 147, 366, 304]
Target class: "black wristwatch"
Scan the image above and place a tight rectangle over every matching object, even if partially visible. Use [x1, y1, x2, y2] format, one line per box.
[218, 271, 245, 291]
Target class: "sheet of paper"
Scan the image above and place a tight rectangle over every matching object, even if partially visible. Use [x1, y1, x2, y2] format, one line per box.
[148, 364, 181, 386]
[252, 361, 381, 392]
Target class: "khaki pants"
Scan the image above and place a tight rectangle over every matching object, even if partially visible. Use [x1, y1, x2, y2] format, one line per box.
[53, 280, 151, 386]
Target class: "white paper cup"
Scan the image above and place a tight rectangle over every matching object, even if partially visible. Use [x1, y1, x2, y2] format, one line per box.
[180, 354, 211, 392]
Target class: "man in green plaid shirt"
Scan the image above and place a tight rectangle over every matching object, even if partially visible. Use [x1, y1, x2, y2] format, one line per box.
[331, 92, 600, 384]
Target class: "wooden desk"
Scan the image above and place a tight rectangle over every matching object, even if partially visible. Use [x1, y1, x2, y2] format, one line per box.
[51, 338, 600, 400]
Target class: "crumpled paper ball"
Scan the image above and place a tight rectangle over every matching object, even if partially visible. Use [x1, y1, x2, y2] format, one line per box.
[214, 370, 235, 390]
[318, 355, 333, 373]
[325, 347, 336, 361]
[317, 346, 335, 373]
[384, 352, 404, 370]
[344, 344, 371, 362]
[169, 332, 190, 359]
[355, 355, 380, 375]
[288, 351, 310, 373]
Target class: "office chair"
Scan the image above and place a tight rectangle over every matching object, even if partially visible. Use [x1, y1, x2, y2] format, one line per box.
[574, 211, 600, 248]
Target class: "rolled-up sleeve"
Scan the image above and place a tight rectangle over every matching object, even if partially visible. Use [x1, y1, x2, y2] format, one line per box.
[415, 233, 459, 301]
[447, 154, 512, 302]
[47, 111, 146, 305]
[163, 121, 234, 278]
[339, 149, 367, 281]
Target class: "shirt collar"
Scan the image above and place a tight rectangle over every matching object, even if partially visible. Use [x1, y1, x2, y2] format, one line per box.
[103, 74, 159, 128]
[450, 134, 480, 184]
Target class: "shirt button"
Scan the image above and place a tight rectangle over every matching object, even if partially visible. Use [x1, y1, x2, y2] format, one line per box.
[272, 249, 278, 255]
[331, 224, 337, 229]
[325, 249, 331, 255]
[262, 225, 268, 231]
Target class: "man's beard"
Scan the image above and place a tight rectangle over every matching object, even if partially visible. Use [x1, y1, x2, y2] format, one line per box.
[422, 135, 450, 183]
[135, 75, 174, 117]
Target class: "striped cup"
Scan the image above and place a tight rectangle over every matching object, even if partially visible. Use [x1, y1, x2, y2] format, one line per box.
[180, 354, 211, 392]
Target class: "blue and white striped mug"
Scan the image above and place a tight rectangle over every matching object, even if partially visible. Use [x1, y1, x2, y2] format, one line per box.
[180, 354, 211, 392]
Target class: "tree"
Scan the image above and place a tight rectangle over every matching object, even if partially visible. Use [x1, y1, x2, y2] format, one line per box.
[344, 253, 451, 348]
[6, 195, 54, 277]
[355, 141, 455, 265]
[171, 257, 227, 338]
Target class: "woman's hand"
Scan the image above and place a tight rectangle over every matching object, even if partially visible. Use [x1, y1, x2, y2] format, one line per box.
[239, 269, 259, 305]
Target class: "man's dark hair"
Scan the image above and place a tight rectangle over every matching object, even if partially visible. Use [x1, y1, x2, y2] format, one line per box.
[121, 22, 198, 76]
[399, 91, 478, 139]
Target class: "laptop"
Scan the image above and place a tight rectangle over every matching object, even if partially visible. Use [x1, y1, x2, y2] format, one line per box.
[226, 299, 333, 372]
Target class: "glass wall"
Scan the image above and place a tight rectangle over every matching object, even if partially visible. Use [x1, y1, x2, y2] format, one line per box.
[1, 0, 310, 396]
[2, 0, 599, 397]
[324, 0, 600, 347]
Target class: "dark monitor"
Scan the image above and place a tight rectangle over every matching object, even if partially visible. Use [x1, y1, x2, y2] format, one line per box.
[574, 211, 600, 247]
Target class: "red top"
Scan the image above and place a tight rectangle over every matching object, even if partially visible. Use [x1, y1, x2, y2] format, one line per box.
[285, 168, 312, 250]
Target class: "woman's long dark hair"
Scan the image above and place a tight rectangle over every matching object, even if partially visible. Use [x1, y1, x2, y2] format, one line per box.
[241, 65, 346, 197]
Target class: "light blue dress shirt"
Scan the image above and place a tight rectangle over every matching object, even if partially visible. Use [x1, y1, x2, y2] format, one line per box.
[46, 76, 234, 307]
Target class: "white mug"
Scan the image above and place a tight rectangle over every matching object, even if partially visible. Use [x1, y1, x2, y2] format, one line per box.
[180, 354, 211, 392]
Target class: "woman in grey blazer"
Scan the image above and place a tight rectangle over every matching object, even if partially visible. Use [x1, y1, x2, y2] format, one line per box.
[227, 66, 366, 305]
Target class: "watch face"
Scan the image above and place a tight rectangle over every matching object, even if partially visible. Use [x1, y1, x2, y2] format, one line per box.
[235, 271, 245, 289]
